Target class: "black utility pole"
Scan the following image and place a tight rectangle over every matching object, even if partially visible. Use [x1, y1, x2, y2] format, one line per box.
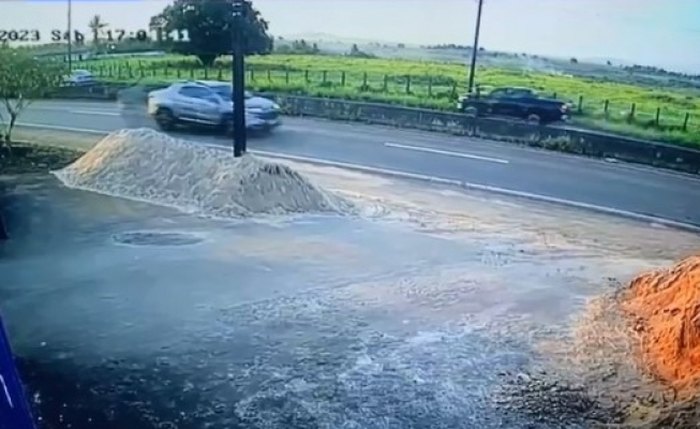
[467, 0, 484, 94]
[67, 0, 73, 72]
[231, 0, 247, 157]
[0, 212, 7, 240]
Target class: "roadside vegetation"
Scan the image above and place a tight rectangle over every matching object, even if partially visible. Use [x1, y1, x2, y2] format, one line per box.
[78, 54, 700, 147]
[0, 46, 64, 151]
[0, 128, 90, 175]
[0, 143, 82, 174]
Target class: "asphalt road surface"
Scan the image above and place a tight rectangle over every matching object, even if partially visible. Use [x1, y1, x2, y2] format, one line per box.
[16, 100, 700, 229]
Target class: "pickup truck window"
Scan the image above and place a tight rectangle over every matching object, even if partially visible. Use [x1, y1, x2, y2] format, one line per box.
[489, 89, 509, 98]
[489, 88, 536, 99]
[510, 89, 535, 98]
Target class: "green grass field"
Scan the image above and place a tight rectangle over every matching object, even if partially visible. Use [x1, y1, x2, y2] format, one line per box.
[81, 54, 699, 147]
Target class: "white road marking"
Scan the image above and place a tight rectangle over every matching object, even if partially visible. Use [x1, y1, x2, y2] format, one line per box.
[18, 122, 108, 135]
[70, 109, 121, 116]
[385, 142, 509, 164]
[30, 105, 115, 112]
[15, 121, 700, 233]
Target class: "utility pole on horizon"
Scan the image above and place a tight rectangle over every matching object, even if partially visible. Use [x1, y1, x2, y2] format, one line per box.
[467, 0, 484, 94]
[67, 0, 73, 72]
[231, 0, 247, 157]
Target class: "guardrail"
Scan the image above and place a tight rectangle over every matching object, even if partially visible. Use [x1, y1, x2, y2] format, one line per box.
[48, 85, 700, 174]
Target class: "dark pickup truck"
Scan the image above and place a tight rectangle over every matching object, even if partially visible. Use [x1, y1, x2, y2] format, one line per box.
[458, 87, 570, 125]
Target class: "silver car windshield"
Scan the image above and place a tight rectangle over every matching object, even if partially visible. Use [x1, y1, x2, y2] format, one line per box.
[210, 85, 252, 100]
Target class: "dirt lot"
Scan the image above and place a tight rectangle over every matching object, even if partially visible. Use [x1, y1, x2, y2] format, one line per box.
[1, 130, 699, 428]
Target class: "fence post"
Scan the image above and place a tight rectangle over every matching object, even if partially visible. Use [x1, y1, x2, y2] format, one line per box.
[322, 70, 327, 84]
[683, 112, 690, 131]
[405, 75, 411, 94]
[304, 69, 309, 83]
[383, 74, 388, 93]
[341, 71, 346, 86]
[117, 65, 122, 79]
[217, 65, 222, 80]
[604, 99, 609, 118]
[250, 69, 255, 82]
[628, 102, 636, 122]
[655, 107, 661, 126]
[285, 69, 290, 84]
[428, 76, 433, 97]
[267, 69, 272, 82]
[177, 67, 181, 79]
[204, 66, 208, 79]
[189, 66, 194, 79]
[451, 82, 458, 99]
[552, 92, 557, 99]
[577, 95, 583, 113]
[362, 72, 368, 89]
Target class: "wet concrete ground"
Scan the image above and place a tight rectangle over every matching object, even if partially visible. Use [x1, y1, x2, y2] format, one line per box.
[0, 173, 695, 428]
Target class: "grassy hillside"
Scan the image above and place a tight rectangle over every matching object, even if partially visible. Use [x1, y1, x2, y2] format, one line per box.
[82, 54, 699, 147]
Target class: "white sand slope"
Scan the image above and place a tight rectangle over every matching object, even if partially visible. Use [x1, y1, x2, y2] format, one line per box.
[54, 128, 350, 218]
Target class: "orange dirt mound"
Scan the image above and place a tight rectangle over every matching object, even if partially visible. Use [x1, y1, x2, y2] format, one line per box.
[620, 256, 700, 392]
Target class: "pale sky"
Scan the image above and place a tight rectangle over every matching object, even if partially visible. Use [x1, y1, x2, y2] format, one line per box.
[2, 0, 700, 72]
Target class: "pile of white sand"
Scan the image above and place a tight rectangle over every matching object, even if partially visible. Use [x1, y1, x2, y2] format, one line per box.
[54, 128, 350, 218]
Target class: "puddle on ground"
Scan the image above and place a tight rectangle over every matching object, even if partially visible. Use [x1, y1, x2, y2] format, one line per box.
[0, 173, 697, 429]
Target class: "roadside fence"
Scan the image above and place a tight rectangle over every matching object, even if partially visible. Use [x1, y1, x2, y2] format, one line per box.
[77, 60, 697, 135]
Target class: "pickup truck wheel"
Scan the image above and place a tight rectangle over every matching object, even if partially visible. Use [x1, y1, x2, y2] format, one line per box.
[526, 113, 542, 125]
[155, 108, 176, 131]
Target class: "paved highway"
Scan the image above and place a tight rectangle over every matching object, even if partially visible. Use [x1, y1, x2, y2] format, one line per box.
[16, 100, 700, 229]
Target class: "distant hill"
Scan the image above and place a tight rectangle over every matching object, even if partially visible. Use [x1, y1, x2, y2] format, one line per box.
[278, 32, 414, 47]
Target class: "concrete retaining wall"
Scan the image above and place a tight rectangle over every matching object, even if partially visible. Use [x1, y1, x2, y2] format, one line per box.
[49, 86, 700, 174]
[52, 85, 121, 100]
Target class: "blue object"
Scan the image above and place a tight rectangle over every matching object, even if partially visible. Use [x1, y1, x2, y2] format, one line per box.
[0, 315, 36, 429]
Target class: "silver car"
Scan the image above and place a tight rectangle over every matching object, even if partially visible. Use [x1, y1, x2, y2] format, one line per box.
[197, 80, 282, 128]
[63, 69, 97, 87]
[147, 81, 281, 134]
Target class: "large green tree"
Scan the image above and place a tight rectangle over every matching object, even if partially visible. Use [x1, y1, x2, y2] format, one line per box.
[150, 0, 273, 67]
[0, 47, 63, 149]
